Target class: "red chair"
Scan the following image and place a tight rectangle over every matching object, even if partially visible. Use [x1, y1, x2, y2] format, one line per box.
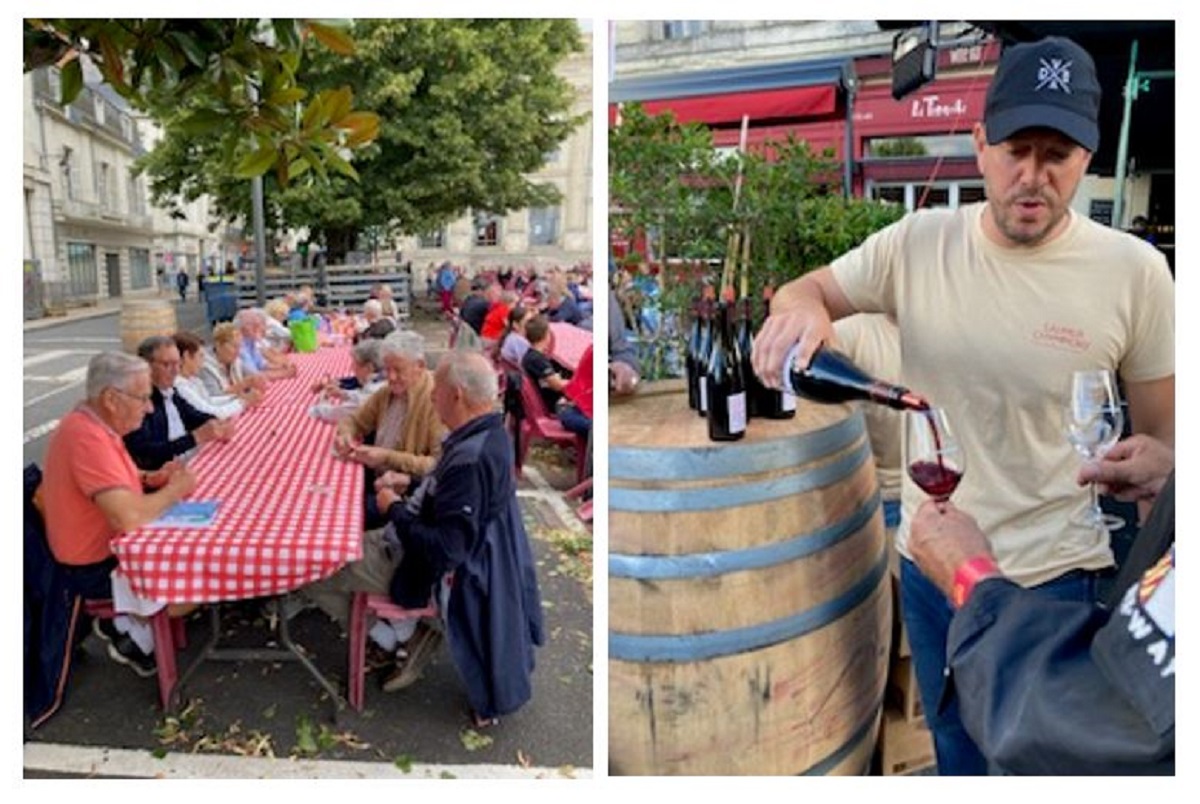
[83, 600, 188, 711]
[346, 592, 437, 712]
[516, 372, 587, 484]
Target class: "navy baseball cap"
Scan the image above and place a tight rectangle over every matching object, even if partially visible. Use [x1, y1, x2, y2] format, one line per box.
[984, 36, 1101, 152]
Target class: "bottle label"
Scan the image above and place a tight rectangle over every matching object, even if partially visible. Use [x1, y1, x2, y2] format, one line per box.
[781, 390, 797, 412]
[781, 342, 803, 396]
[699, 379, 708, 413]
[727, 391, 747, 434]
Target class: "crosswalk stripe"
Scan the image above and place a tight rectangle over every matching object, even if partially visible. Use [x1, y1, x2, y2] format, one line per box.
[24, 419, 60, 445]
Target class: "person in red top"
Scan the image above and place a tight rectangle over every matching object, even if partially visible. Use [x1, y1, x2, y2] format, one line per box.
[562, 344, 593, 420]
[480, 290, 517, 345]
[41, 351, 197, 676]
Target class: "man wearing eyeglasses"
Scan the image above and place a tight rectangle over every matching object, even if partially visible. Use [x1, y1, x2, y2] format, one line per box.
[124, 335, 235, 471]
[38, 352, 198, 680]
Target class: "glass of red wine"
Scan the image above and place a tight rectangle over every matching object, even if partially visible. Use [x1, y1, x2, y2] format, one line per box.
[905, 406, 965, 509]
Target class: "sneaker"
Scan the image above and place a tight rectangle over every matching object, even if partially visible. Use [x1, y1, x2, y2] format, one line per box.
[381, 623, 443, 693]
[92, 618, 157, 678]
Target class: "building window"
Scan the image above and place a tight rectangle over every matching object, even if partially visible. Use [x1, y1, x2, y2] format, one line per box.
[97, 162, 113, 210]
[864, 134, 974, 159]
[662, 21, 709, 40]
[529, 206, 560, 246]
[66, 242, 98, 298]
[60, 147, 78, 200]
[418, 228, 445, 249]
[127, 170, 146, 215]
[473, 212, 502, 247]
[867, 180, 985, 212]
[130, 247, 152, 289]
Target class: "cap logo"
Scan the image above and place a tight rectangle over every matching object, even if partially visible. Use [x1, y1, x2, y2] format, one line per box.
[1035, 57, 1073, 93]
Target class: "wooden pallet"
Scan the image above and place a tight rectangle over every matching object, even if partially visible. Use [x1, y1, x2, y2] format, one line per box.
[878, 706, 935, 776]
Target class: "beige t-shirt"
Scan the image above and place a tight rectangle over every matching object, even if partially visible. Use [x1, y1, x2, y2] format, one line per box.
[832, 314, 903, 502]
[831, 203, 1174, 586]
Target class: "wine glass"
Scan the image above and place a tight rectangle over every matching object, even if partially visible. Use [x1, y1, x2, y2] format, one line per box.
[905, 406, 966, 509]
[1064, 369, 1125, 531]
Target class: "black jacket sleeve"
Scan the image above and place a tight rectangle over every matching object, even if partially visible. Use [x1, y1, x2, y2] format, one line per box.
[948, 569, 1175, 775]
[122, 390, 213, 470]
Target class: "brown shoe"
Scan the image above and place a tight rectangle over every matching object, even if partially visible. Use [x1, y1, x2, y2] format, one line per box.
[381, 623, 442, 693]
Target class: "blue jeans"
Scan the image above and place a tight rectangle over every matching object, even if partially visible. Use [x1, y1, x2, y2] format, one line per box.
[899, 556, 1099, 776]
[558, 403, 591, 439]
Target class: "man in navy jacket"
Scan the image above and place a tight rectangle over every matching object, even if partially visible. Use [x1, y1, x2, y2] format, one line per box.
[124, 335, 234, 471]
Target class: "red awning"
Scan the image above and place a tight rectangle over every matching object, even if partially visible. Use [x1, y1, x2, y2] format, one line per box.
[610, 84, 838, 128]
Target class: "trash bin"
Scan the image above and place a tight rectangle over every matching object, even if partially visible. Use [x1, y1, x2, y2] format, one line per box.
[205, 281, 238, 325]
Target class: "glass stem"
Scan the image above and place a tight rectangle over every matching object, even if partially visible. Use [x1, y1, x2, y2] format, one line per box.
[1089, 480, 1102, 520]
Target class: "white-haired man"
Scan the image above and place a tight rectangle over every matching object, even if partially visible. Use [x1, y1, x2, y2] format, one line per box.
[40, 352, 197, 678]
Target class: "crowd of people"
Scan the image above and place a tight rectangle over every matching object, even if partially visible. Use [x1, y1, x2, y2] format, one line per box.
[27, 280, 549, 730]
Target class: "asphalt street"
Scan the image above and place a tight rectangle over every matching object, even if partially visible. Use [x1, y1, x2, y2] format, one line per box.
[22, 296, 595, 778]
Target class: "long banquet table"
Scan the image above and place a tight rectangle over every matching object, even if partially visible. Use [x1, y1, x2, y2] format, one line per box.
[111, 349, 363, 711]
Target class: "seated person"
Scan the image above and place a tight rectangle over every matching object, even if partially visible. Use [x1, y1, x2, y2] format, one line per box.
[480, 290, 517, 345]
[200, 322, 265, 401]
[375, 350, 544, 718]
[309, 338, 386, 418]
[520, 315, 591, 437]
[458, 280, 495, 335]
[499, 304, 535, 367]
[262, 298, 294, 352]
[41, 351, 198, 677]
[235, 308, 297, 380]
[331, 331, 446, 528]
[124, 335, 235, 470]
[545, 289, 583, 326]
[173, 332, 260, 419]
[355, 299, 396, 343]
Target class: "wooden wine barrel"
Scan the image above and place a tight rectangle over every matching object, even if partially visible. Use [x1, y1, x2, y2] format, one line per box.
[120, 299, 178, 354]
[609, 380, 892, 776]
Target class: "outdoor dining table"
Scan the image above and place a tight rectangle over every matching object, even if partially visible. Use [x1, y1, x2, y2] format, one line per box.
[548, 321, 592, 372]
[111, 348, 362, 714]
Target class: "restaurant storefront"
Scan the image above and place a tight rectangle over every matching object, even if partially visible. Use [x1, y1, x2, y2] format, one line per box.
[610, 40, 1001, 213]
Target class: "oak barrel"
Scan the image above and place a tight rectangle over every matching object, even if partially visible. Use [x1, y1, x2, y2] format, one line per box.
[120, 299, 178, 354]
[609, 380, 891, 775]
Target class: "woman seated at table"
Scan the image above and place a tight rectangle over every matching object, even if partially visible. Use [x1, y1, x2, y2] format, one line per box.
[262, 298, 294, 352]
[521, 314, 591, 438]
[332, 330, 446, 528]
[173, 331, 261, 418]
[497, 304, 535, 367]
[199, 322, 267, 402]
[309, 338, 386, 414]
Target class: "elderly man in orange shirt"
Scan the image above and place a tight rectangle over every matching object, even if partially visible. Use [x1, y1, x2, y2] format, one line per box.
[41, 351, 197, 676]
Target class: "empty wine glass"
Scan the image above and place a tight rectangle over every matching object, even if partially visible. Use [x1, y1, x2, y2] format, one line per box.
[905, 406, 966, 509]
[1064, 369, 1125, 531]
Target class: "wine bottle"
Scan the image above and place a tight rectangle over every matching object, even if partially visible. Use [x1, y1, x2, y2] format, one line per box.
[735, 297, 760, 419]
[696, 299, 714, 418]
[784, 343, 928, 411]
[754, 293, 797, 419]
[685, 299, 702, 411]
[706, 301, 747, 441]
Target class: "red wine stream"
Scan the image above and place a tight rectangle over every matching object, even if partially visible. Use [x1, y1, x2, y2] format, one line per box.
[910, 409, 960, 499]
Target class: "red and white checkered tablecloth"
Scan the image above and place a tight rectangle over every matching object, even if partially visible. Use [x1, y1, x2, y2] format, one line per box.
[112, 352, 364, 604]
[253, 348, 354, 408]
[549, 322, 593, 372]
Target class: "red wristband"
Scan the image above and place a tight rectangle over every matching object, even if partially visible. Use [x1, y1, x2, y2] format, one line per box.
[951, 555, 1003, 609]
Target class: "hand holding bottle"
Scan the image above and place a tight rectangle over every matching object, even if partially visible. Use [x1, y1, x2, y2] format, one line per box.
[751, 293, 834, 391]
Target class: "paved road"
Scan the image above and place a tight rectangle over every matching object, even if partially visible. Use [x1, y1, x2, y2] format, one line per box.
[22, 299, 595, 778]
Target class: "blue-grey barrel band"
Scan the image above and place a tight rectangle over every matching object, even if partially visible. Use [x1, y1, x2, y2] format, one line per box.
[610, 409, 865, 482]
[609, 489, 880, 579]
[883, 499, 902, 529]
[610, 438, 871, 513]
[609, 545, 889, 662]
[800, 691, 888, 776]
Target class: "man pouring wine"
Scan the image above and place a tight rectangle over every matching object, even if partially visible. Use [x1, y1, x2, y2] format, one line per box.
[752, 36, 1174, 775]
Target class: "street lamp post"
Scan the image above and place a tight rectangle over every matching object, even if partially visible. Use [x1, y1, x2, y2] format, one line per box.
[1111, 40, 1174, 231]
